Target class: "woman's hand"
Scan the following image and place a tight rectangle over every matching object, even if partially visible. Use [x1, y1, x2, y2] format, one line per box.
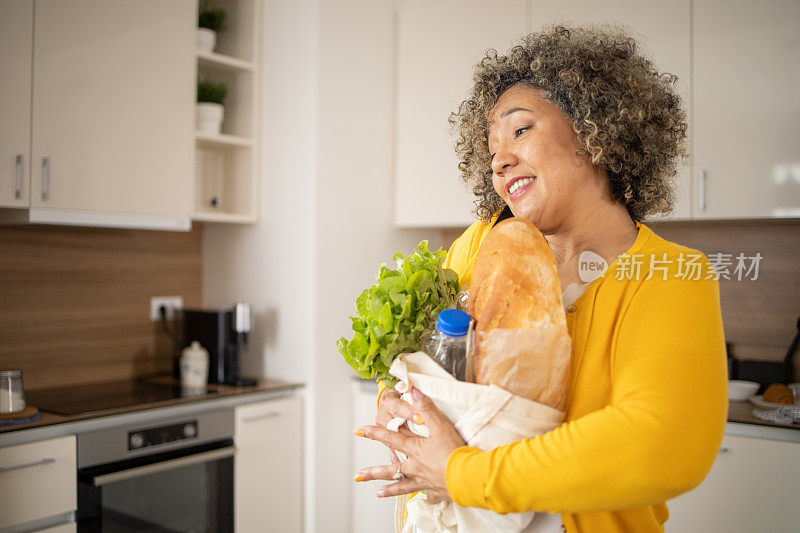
[355, 387, 466, 503]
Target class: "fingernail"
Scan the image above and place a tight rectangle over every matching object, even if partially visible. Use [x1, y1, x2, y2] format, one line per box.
[413, 414, 425, 425]
[411, 388, 424, 404]
[376, 490, 385, 498]
[354, 428, 365, 437]
[354, 474, 365, 482]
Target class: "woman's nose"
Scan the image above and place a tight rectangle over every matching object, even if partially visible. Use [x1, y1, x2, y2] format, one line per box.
[490, 144, 518, 175]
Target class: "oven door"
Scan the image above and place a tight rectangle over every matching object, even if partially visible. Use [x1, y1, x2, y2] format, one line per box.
[77, 440, 234, 532]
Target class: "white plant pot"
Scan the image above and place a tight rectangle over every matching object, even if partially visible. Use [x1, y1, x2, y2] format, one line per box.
[196, 102, 224, 134]
[197, 28, 216, 54]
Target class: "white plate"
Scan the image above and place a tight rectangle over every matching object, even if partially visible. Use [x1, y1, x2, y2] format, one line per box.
[749, 395, 798, 409]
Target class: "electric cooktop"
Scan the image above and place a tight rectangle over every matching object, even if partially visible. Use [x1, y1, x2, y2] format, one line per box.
[26, 378, 219, 416]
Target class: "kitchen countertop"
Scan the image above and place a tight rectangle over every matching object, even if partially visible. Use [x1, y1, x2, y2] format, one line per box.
[0, 377, 303, 447]
[726, 399, 800, 430]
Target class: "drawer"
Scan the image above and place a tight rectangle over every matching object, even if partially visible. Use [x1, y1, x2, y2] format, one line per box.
[0, 435, 76, 529]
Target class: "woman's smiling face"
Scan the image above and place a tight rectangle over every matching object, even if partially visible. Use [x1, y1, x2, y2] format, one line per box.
[487, 84, 606, 232]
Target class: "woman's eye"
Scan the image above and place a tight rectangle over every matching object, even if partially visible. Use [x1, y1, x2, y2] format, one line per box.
[514, 126, 530, 138]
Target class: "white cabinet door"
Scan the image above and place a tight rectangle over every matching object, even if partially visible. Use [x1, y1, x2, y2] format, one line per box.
[667, 433, 800, 532]
[0, 435, 76, 530]
[351, 380, 395, 533]
[235, 396, 303, 533]
[0, 0, 33, 208]
[30, 0, 194, 217]
[692, 0, 800, 219]
[394, 0, 529, 228]
[528, 0, 692, 221]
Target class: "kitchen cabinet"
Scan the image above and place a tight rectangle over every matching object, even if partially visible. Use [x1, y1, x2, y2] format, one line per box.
[193, 0, 261, 223]
[0, 0, 33, 208]
[691, 0, 800, 219]
[667, 431, 800, 532]
[234, 396, 303, 532]
[527, 0, 692, 221]
[351, 380, 395, 533]
[0, 0, 195, 230]
[0, 435, 76, 531]
[393, 0, 528, 228]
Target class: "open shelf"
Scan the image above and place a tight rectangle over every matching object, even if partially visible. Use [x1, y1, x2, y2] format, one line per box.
[192, 0, 260, 225]
[192, 211, 257, 224]
[196, 131, 254, 148]
[197, 51, 254, 72]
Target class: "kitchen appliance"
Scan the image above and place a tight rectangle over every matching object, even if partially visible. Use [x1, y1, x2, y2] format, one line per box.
[180, 303, 256, 386]
[77, 409, 234, 532]
[729, 315, 800, 393]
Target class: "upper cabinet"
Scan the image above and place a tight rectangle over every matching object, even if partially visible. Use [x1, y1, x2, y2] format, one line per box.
[691, 0, 800, 219]
[393, 0, 529, 228]
[28, 0, 194, 227]
[0, 0, 258, 231]
[0, 0, 33, 209]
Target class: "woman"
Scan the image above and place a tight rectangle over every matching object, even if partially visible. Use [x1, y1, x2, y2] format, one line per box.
[354, 25, 727, 532]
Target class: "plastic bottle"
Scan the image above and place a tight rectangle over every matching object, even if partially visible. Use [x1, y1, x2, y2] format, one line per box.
[426, 308, 471, 381]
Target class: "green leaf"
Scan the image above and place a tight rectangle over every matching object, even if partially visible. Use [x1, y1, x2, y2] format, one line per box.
[336, 241, 461, 384]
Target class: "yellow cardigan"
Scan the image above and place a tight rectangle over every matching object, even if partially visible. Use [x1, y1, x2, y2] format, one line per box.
[443, 216, 728, 532]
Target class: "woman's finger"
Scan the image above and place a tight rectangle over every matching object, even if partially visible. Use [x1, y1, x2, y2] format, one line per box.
[354, 463, 398, 482]
[355, 425, 415, 454]
[409, 387, 451, 434]
[375, 479, 426, 498]
[377, 389, 417, 423]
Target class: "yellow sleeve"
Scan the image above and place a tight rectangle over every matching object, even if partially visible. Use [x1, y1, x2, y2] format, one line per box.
[445, 275, 728, 513]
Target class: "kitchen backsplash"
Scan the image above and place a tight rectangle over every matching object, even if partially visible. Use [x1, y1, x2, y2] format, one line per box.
[0, 224, 202, 390]
[443, 219, 800, 382]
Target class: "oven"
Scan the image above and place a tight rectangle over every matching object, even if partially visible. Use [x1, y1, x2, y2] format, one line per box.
[76, 409, 234, 532]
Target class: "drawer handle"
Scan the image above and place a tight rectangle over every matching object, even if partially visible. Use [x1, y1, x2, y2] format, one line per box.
[719, 446, 729, 454]
[242, 411, 280, 423]
[0, 457, 55, 474]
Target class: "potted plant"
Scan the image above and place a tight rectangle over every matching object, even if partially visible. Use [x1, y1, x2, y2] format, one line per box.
[197, 2, 226, 54]
[197, 78, 228, 134]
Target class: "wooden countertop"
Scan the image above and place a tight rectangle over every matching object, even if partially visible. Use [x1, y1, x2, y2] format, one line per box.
[0, 377, 303, 435]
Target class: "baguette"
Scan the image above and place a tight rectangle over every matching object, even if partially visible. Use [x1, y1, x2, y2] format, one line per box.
[468, 218, 570, 409]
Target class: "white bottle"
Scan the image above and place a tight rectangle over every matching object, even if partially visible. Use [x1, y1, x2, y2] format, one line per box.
[180, 341, 209, 391]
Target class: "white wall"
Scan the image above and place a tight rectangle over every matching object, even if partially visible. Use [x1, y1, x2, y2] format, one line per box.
[203, 0, 443, 531]
[203, 0, 319, 529]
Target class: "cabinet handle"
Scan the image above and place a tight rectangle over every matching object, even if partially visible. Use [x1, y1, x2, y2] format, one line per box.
[0, 457, 55, 474]
[92, 446, 235, 486]
[698, 170, 707, 212]
[41, 157, 50, 201]
[14, 154, 24, 199]
[718, 446, 729, 454]
[242, 411, 281, 423]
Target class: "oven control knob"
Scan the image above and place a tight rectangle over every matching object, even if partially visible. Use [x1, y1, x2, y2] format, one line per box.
[183, 424, 197, 438]
[129, 433, 144, 449]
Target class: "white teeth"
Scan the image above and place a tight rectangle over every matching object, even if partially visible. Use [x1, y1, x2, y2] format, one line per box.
[509, 177, 534, 194]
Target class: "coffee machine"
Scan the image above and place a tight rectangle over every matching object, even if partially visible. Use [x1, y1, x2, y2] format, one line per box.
[178, 303, 257, 386]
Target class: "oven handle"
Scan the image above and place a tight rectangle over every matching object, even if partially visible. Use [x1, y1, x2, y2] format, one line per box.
[91, 446, 235, 487]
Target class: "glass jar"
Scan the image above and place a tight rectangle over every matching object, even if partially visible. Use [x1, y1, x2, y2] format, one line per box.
[0, 369, 26, 414]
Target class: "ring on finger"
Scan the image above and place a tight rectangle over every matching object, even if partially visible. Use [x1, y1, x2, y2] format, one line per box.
[392, 463, 404, 481]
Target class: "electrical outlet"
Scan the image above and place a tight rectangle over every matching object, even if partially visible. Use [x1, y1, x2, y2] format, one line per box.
[150, 296, 184, 322]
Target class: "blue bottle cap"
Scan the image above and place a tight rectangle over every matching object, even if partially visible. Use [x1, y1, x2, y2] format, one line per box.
[436, 309, 471, 337]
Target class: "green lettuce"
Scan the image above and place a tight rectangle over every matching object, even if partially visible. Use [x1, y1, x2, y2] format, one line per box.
[337, 241, 460, 386]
